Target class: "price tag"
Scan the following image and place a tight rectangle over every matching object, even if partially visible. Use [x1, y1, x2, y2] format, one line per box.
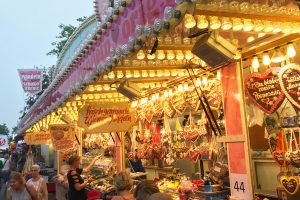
[230, 173, 251, 200]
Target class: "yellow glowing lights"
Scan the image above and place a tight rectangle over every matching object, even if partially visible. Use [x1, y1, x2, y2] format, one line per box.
[243, 19, 253, 32]
[184, 14, 196, 29]
[217, 71, 221, 80]
[202, 75, 208, 86]
[178, 84, 183, 92]
[271, 48, 286, 63]
[262, 52, 271, 65]
[184, 83, 189, 91]
[157, 50, 166, 60]
[197, 15, 209, 29]
[287, 43, 296, 58]
[210, 16, 221, 30]
[137, 50, 145, 60]
[232, 18, 243, 31]
[251, 56, 260, 71]
[221, 17, 232, 30]
[167, 50, 175, 60]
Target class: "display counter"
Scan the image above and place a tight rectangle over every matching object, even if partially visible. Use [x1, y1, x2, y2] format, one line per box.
[144, 165, 174, 180]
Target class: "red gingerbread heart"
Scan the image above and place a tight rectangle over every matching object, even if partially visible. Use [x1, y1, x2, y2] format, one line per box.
[245, 67, 285, 114]
[272, 150, 289, 166]
[202, 79, 223, 110]
[279, 63, 300, 110]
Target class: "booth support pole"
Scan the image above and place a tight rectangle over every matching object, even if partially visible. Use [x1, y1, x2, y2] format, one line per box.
[221, 62, 254, 200]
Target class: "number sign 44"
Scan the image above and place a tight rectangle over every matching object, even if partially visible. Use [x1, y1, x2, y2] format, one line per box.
[230, 173, 251, 200]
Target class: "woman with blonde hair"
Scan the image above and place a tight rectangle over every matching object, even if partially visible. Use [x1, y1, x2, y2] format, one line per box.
[6, 171, 39, 200]
[112, 172, 135, 200]
[27, 165, 48, 200]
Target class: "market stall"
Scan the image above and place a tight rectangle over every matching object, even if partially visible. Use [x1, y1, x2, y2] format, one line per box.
[17, 0, 300, 199]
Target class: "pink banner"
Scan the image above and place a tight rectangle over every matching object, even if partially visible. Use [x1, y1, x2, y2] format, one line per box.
[20, 0, 176, 129]
[18, 69, 43, 94]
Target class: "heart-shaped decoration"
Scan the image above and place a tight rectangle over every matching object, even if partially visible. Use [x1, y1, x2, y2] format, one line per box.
[272, 150, 289, 166]
[163, 99, 176, 118]
[171, 93, 187, 114]
[202, 79, 223, 110]
[184, 89, 200, 112]
[144, 102, 154, 123]
[136, 106, 146, 123]
[280, 176, 299, 195]
[245, 67, 285, 114]
[279, 63, 300, 110]
[153, 99, 164, 118]
[290, 150, 300, 168]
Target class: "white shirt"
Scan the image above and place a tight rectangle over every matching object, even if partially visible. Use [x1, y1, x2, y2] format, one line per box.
[2, 159, 11, 171]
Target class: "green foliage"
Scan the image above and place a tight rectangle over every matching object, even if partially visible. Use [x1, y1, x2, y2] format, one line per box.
[47, 17, 87, 57]
[0, 123, 9, 135]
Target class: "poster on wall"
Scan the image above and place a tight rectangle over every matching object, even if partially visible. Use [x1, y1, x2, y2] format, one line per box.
[244, 67, 285, 114]
[279, 63, 300, 110]
[18, 69, 43, 94]
[24, 131, 51, 145]
[49, 124, 76, 150]
[0, 134, 8, 150]
[78, 103, 136, 133]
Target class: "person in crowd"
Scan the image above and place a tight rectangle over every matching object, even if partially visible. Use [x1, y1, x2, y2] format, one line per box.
[129, 150, 145, 173]
[149, 193, 173, 200]
[111, 172, 135, 200]
[17, 152, 27, 173]
[2, 154, 12, 186]
[134, 180, 160, 200]
[6, 171, 39, 200]
[67, 155, 101, 200]
[27, 165, 48, 200]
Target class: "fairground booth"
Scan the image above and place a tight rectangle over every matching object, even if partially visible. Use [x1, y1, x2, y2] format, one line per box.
[17, 0, 300, 199]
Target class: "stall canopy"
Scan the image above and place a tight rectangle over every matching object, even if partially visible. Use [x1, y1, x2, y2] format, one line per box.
[18, 0, 300, 136]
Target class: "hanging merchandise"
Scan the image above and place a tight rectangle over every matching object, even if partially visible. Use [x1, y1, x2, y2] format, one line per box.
[279, 63, 300, 110]
[202, 79, 223, 111]
[184, 112, 200, 143]
[184, 87, 200, 112]
[136, 105, 146, 123]
[163, 98, 176, 118]
[272, 130, 289, 166]
[244, 67, 285, 114]
[187, 144, 201, 163]
[280, 175, 299, 195]
[210, 145, 229, 183]
[145, 101, 155, 123]
[285, 129, 300, 168]
[153, 98, 164, 118]
[171, 92, 187, 114]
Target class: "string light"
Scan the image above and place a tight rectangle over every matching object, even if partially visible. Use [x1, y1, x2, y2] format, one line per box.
[137, 50, 145, 60]
[197, 15, 209, 29]
[202, 75, 208, 86]
[168, 89, 173, 96]
[221, 17, 232, 30]
[167, 50, 175, 60]
[287, 43, 296, 58]
[252, 56, 260, 71]
[184, 82, 189, 91]
[178, 84, 183, 92]
[185, 51, 194, 60]
[243, 19, 253, 32]
[184, 14, 196, 29]
[176, 51, 185, 60]
[147, 53, 155, 60]
[262, 52, 271, 65]
[271, 48, 286, 63]
[254, 20, 264, 32]
[157, 50, 166, 60]
[164, 90, 169, 98]
[210, 16, 221, 30]
[217, 71, 221, 80]
[232, 18, 243, 31]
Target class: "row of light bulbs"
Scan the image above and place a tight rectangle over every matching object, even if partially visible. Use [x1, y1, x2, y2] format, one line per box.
[251, 43, 296, 71]
[137, 50, 195, 60]
[184, 14, 300, 34]
[131, 71, 221, 108]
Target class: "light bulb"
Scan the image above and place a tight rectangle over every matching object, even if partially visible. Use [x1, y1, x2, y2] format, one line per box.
[247, 36, 255, 43]
[262, 52, 271, 65]
[137, 50, 145, 60]
[157, 50, 165, 60]
[151, 95, 156, 101]
[178, 84, 183, 92]
[185, 51, 193, 60]
[217, 71, 221, 80]
[168, 89, 173, 96]
[117, 71, 123, 78]
[264, 21, 273, 33]
[195, 78, 201, 87]
[184, 14, 196, 29]
[167, 50, 175, 60]
[164, 70, 170, 77]
[197, 15, 209, 29]
[252, 56, 260, 70]
[164, 90, 169, 98]
[287, 43, 296, 58]
[273, 22, 282, 33]
[184, 83, 189, 91]
[133, 71, 140, 78]
[210, 16, 221, 30]
[176, 51, 185, 60]
[142, 71, 148, 78]
[125, 71, 132, 78]
[232, 18, 243, 31]
[155, 93, 160, 99]
[221, 17, 232, 30]
[108, 72, 115, 79]
[282, 23, 292, 34]
[254, 20, 264, 32]
[271, 48, 286, 63]
[243, 19, 253, 32]
[202, 75, 208, 86]
[147, 53, 155, 60]
[258, 33, 266, 38]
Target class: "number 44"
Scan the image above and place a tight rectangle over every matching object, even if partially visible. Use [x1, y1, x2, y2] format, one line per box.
[234, 181, 246, 193]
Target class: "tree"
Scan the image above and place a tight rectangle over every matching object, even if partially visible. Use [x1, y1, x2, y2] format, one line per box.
[0, 123, 9, 135]
[47, 17, 87, 57]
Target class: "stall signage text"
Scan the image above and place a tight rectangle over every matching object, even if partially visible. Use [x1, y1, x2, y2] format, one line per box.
[245, 67, 285, 114]
[24, 131, 51, 145]
[49, 124, 76, 150]
[18, 69, 43, 94]
[79, 103, 136, 133]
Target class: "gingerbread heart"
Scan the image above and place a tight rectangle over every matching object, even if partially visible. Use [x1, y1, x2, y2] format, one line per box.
[290, 150, 300, 168]
[202, 79, 223, 110]
[279, 63, 300, 110]
[171, 93, 187, 114]
[280, 176, 299, 195]
[245, 67, 285, 114]
[163, 99, 176, 118]
[136, 105, 146, 123]
[184, 89, 200, 111]
[272, 150, 289, 166]
[153, 99, 164, 118]
[144, 102, 154, 123]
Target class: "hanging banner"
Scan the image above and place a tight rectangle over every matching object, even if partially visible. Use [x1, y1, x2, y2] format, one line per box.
[0, 135, 8, 150]
[49, 124, 76, 150]
[24, 132, 51, 145]
[18, 69, 43, 94]
[79, 103, 136, 133]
